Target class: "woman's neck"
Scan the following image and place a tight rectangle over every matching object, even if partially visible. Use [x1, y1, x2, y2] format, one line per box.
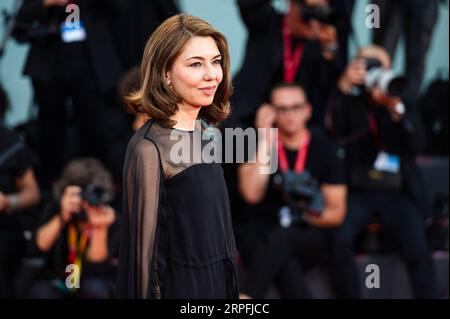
[280, 127, 309, 150]
[171, 102, 201, 131]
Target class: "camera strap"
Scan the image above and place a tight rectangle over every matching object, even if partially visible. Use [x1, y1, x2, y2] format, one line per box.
[278, 132, 311, 173]
[282, 17, 305, 83]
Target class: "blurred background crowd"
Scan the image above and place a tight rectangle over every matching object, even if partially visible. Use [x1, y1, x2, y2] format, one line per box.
[0, 0, 448, 299]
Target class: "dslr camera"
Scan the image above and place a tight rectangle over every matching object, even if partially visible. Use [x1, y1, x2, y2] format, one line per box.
[273, 170, 324, 228]
[72, 184, 111, 222]
[362, 57, 406, 97]
[82, 184, 111, 207]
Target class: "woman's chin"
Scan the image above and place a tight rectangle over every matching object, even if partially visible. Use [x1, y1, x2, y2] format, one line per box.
[196, 99, 214, 107]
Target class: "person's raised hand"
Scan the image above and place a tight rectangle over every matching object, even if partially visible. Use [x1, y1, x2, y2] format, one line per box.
[338, 59, 367, 94]
[83, 202, 116, 230]
[255, 103, 277, 130]
[60, 186, 82, 224]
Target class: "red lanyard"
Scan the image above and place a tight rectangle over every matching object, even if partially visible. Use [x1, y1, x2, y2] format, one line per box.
[68, 224, 91, 266]
[367, 111, 386, 150]
[282, 17, 305, 83]
[278, 133, 311, 173]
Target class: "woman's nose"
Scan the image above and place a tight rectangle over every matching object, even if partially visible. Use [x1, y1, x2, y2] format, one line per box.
[203, 64, 217, 81]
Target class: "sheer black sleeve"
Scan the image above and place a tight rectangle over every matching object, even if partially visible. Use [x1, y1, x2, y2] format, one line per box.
[116, 137, 161, 298]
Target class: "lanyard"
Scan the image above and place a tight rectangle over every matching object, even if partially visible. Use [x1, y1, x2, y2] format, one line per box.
[367, 111, 386, 150]
[282, 17, 305, 83]
[68, 224, 91, 282]
[278, 133, 311, 173]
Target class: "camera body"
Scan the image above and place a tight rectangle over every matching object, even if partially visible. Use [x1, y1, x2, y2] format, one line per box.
[363, 58, 406, 97]
[71, 184, 111, 223]
[274, 170, 324, 228]
[82, 184, 111, 207]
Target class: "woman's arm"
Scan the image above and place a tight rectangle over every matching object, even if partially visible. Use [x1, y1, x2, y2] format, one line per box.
[116, 138, 161, 298]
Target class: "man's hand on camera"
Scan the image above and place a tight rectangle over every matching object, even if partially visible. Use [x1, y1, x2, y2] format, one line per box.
[83, 202, 116, 230]
[43, 0, 69, 8]
[302, 211, 320, 226]
[370, 88, 405, 122]
[60, 185, 82, 224]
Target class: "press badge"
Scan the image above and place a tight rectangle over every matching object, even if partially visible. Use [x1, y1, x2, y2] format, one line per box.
[60, 21, 87, 43]
[278, 206, 293, 228]
[373, 151, 400, 173]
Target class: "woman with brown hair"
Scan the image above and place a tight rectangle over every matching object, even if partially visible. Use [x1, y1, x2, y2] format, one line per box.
[115, 14, 239, 299]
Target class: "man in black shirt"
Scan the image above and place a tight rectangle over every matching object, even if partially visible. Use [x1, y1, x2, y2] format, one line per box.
[236, 83, 347, 298]
[326, 45, 439, 298]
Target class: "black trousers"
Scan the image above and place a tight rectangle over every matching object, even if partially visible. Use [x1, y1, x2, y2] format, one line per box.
[32, 74, 110, 189]
[330, 191, 439, 299]
[237, 220, 330, 298]
[373, 0, 438, 97]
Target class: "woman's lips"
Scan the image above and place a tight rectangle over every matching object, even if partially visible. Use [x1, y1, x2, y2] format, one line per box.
[199, 86, 216, 96]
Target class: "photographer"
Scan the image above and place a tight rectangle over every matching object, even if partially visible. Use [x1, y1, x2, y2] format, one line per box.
[13, 0, 122, 190]
[230, 0, 341, 130]
[29, 158, 116, 299]
[236, 83, 347, 298]
[326, 45, 439, 298]
[0, 84, 41, 298]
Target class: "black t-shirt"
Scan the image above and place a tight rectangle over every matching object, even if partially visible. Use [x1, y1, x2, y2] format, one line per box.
[0, 126, 31, 229]
[243, 128, 345, 224]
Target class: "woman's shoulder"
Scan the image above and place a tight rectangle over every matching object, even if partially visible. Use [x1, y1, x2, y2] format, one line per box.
[125, 122, 161, 160]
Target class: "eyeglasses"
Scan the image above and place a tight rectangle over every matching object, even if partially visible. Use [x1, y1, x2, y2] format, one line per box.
[273, 102, 308, 115]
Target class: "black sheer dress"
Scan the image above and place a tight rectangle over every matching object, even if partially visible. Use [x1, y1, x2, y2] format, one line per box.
[116, 118, 238, 298]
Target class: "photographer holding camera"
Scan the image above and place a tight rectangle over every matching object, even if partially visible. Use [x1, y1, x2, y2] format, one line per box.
[326, 45, 439, 298]
[236, 83, 347, 298]
[29, 158, 116, 299]
[230, 0, 342, 130]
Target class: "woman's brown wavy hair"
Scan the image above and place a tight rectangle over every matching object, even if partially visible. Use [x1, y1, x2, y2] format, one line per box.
[126, 14, 232, 128]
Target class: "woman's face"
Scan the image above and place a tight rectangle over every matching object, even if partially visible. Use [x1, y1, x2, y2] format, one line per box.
[167, 36, 223, 109]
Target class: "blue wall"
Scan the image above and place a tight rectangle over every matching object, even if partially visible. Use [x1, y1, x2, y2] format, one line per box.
[1, 0, 448, 127]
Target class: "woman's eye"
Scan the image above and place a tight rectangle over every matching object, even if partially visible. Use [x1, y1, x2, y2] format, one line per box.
[190, 62, 202, 67]
[213, 60, 222, 65]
